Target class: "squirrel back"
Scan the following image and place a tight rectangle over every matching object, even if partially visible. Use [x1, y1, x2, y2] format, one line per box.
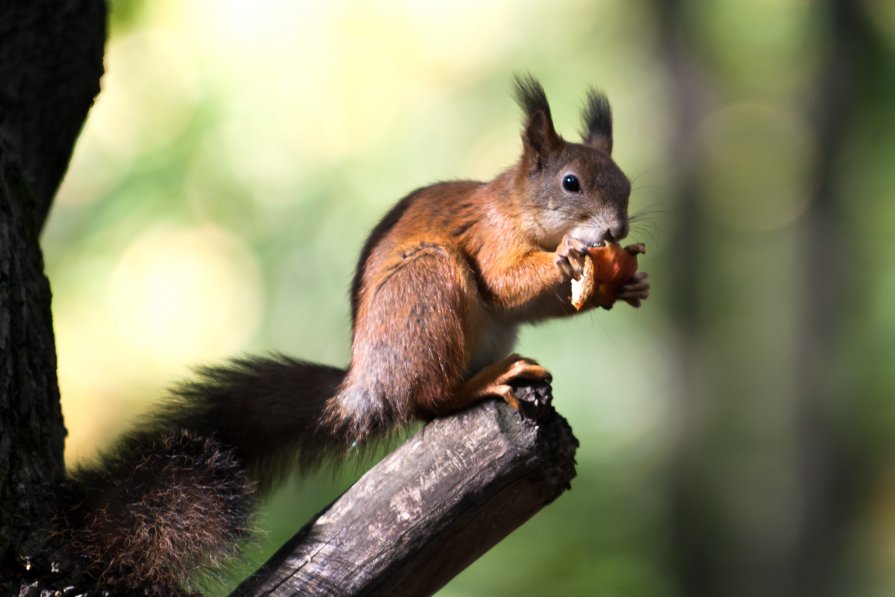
[58, 75, 644, 594]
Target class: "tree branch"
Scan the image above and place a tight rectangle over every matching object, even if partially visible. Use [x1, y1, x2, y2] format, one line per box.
[234, 387, 578, 596]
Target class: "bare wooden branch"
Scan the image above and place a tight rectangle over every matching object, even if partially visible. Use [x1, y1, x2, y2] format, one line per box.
[234, 388, 578, 597]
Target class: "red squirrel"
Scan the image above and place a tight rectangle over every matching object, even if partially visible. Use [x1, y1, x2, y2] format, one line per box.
[57, 75, 649, 595]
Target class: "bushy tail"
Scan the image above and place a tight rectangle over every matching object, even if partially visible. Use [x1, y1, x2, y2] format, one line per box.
[59, 355, 349, 594]
[169, 354, 349, 490]
[59, 430, 255, 595]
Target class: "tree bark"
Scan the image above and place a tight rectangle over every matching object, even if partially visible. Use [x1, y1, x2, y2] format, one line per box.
[235, 390, 578, 597]
[0, 0, 105, 592]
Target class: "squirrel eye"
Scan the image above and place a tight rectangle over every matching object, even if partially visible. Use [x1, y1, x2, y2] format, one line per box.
[562, 174, 581, 193]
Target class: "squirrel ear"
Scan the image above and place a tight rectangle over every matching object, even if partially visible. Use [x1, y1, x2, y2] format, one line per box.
[513, 75, 562, 170]
[523, 109, 562, 160]
[580, 88, 613, 154]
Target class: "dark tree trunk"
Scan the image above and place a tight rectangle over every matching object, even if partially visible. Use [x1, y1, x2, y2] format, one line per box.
[794, 3, 875, 595]
[651, 1, 715, 593]
[656, 1, 863, 596]
[0, 0, 106, 592]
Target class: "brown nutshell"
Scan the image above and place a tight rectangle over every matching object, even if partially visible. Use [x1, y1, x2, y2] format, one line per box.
[571, 242, 643, 310]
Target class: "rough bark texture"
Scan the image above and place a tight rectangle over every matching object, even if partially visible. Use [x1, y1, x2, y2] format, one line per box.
[235, 387, 578, 597]
[0, 0, 106, 592]
[0, 0, 107, 229]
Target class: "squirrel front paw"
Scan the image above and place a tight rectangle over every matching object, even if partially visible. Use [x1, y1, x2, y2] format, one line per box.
[554, 235, 589, 280]
[616, 271, 650, 308]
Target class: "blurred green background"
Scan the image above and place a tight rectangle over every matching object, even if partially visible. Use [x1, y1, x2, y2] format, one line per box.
[43, 0, 895, 595]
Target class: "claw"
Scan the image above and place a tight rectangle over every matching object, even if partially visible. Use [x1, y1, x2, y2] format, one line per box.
[556, 235, 589, 281]
[459, 353, 553, 410]
[617, 272, 650, 307]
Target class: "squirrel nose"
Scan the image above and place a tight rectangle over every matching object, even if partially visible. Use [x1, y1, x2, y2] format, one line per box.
[604, 220, 629, 243]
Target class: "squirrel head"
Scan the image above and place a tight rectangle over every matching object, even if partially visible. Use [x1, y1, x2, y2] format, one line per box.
[512, 75, 631, 250]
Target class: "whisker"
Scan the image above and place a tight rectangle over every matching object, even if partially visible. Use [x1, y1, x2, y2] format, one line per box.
[629, 165, 674, 191]
[628, 223, 661, 244]
[629, 199, 675, 218]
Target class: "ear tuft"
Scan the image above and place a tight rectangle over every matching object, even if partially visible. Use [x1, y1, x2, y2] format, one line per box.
[513, 74, 562, 166]
[513, 74, 551, 121]
[580, 88, 613, 153]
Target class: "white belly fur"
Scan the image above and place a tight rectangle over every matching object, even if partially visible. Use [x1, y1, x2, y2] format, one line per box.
[468, 313, 518, 374]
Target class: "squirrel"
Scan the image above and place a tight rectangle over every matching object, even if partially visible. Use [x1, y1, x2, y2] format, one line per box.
[55, 75, 649, 595]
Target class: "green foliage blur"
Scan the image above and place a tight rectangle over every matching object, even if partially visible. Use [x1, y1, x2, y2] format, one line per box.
[43, 0, 895, 595]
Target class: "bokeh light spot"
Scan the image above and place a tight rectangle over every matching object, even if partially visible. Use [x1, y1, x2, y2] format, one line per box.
[110, 225, 264, 370]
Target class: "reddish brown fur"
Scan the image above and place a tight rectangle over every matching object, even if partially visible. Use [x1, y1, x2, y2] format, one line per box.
[330, 75, 639, 432]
